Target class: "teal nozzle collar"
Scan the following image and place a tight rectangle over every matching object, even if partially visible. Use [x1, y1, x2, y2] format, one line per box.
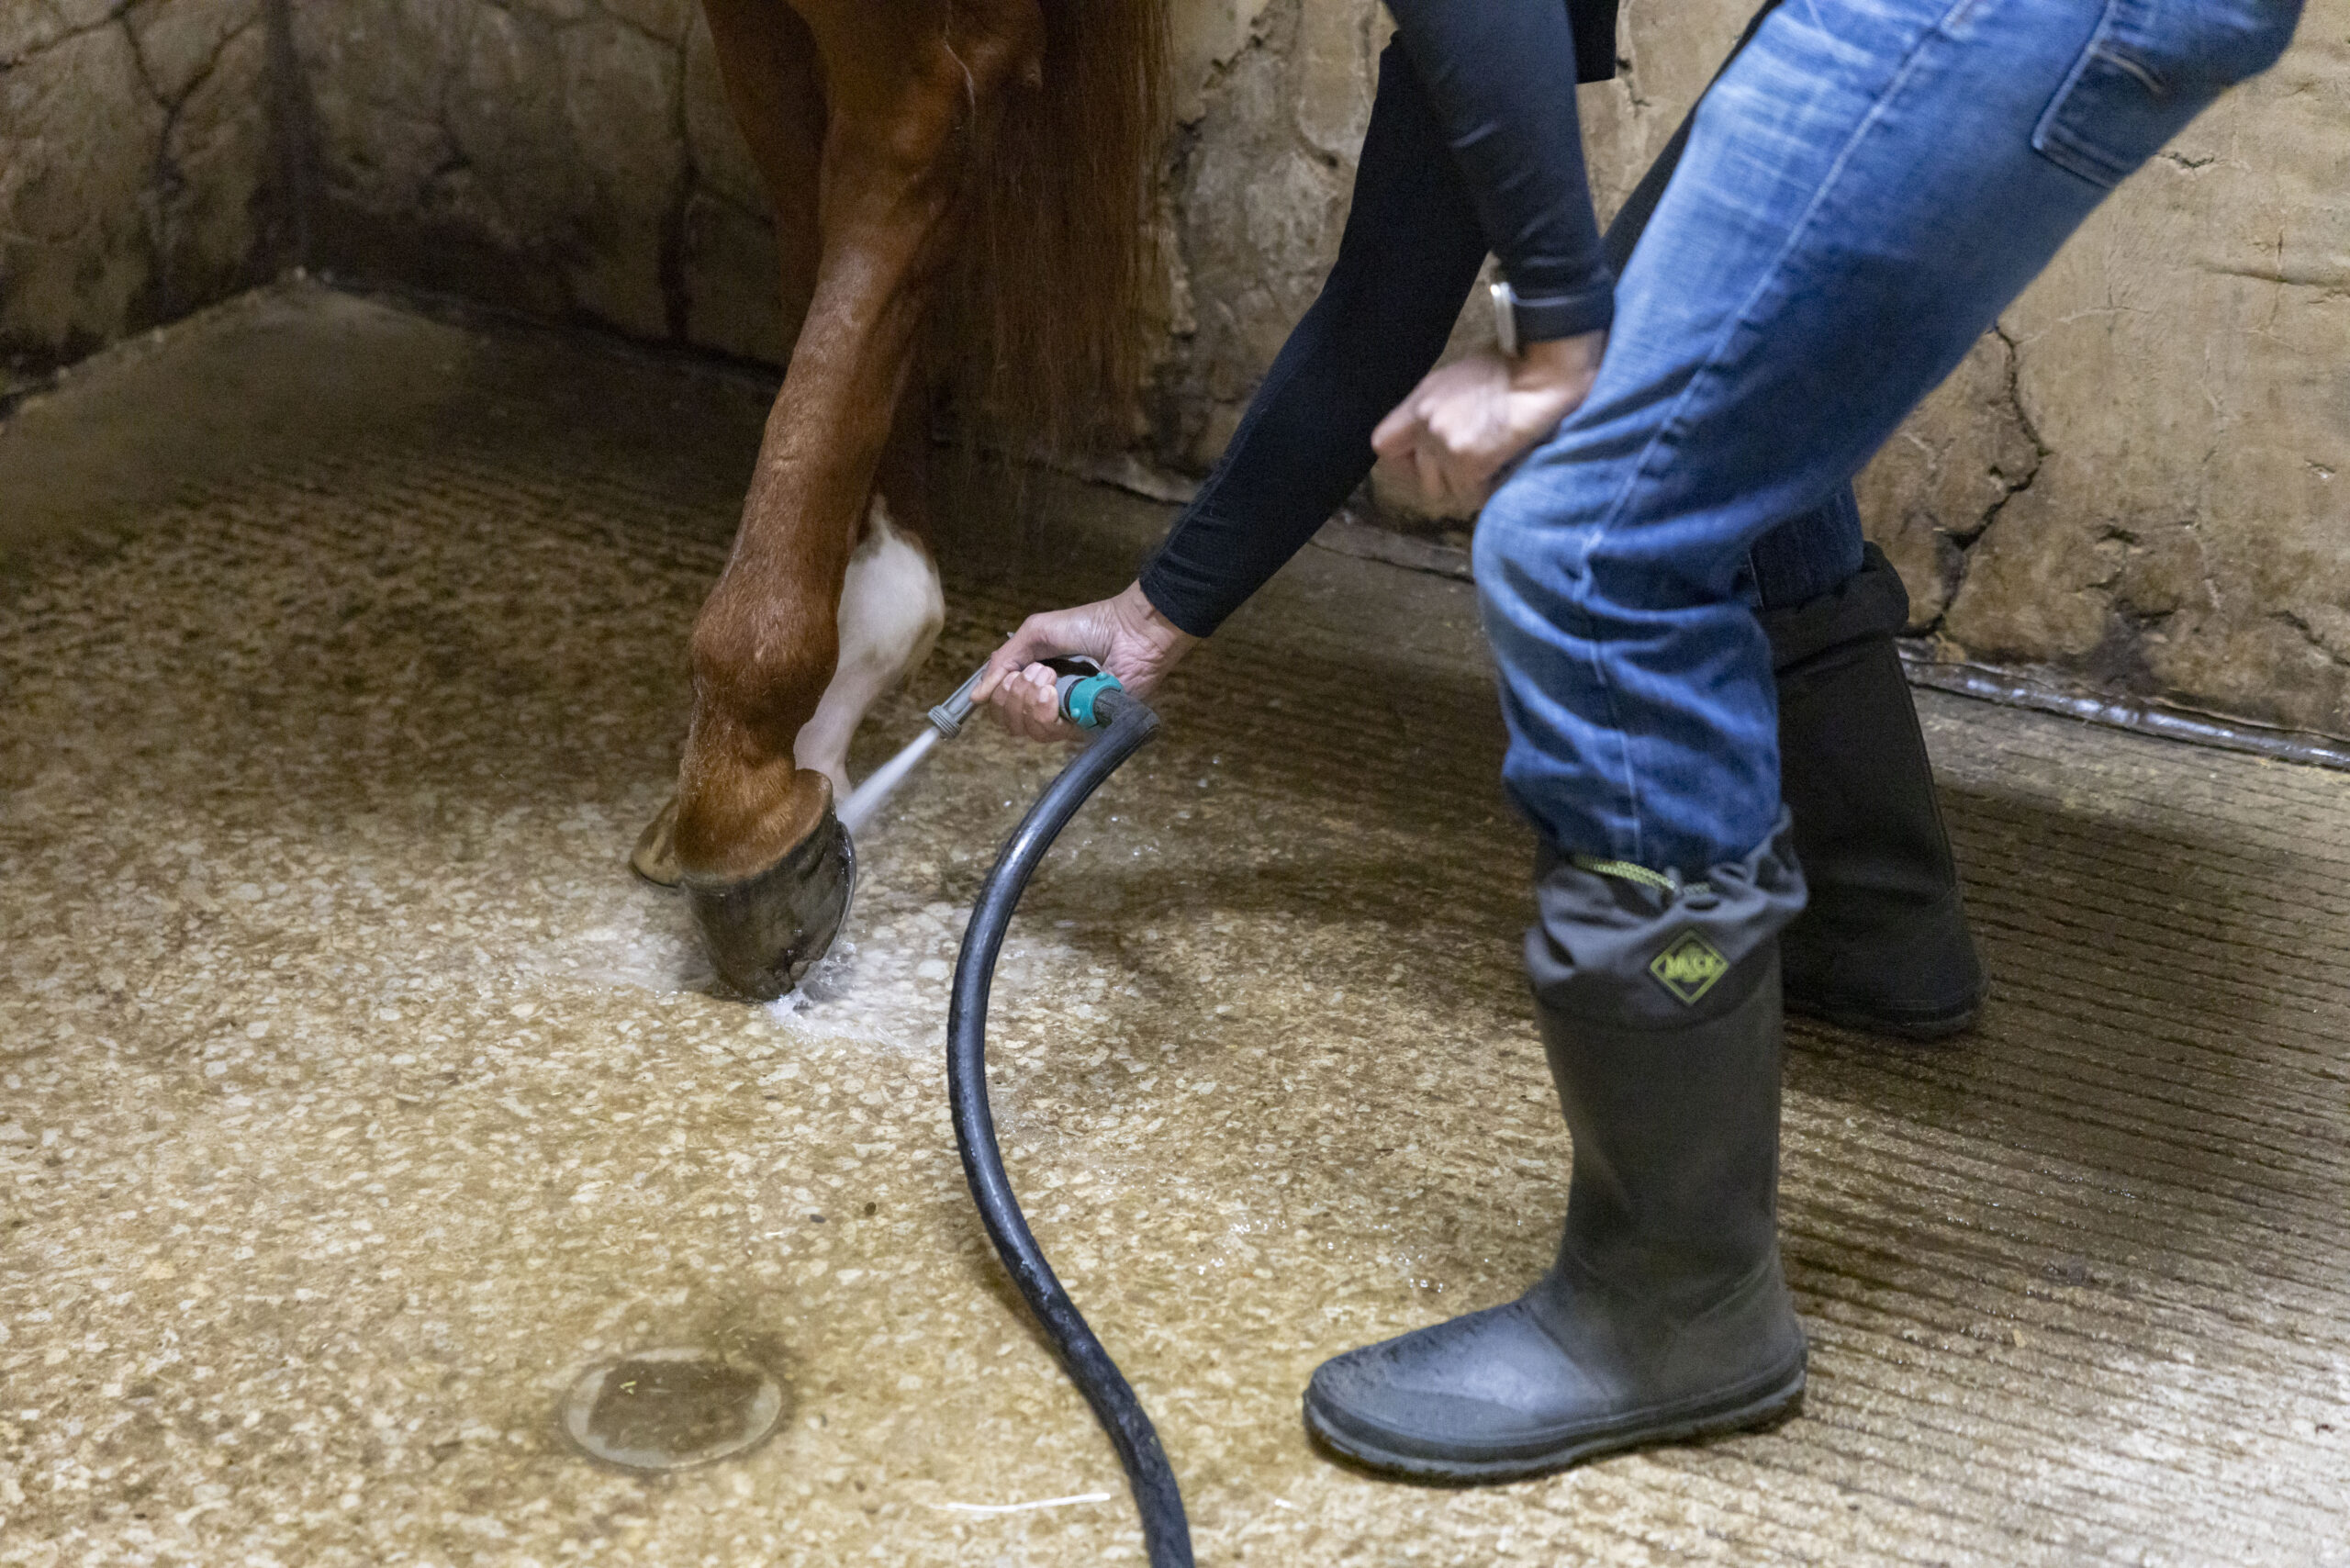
[1058, 670, 1124, 730]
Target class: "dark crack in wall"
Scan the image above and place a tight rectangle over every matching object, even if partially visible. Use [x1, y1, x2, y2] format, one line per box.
[0, 0, 285, 399]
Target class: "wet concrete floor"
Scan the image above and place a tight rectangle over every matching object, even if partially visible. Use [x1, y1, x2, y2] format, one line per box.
[3, 283, 2346, 1565]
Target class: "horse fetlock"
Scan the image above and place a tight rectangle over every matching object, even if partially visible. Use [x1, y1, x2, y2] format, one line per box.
[672, 720, 833, 882]
[829, 4, 1042, 179]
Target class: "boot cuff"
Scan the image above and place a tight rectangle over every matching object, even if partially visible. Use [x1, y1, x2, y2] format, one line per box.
[1758, 543, 1910, 671]
[1527, 813, 1806, 1029]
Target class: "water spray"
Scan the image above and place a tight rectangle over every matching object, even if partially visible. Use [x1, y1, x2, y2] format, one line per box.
[837, 657, 1125, 834]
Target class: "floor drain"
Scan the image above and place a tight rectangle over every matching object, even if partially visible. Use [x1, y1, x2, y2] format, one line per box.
[559, 1347, 787, 1472]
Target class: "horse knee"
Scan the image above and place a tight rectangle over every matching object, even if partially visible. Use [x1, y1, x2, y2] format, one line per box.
[809, 0, 1045, 182]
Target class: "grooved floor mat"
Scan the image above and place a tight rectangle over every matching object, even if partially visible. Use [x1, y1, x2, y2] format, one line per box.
[3, 285, 2345, 1566]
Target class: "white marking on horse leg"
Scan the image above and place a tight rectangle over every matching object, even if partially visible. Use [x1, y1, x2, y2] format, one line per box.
[793, 496, 946, 804]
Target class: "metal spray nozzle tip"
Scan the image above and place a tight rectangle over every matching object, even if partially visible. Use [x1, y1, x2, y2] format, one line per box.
[929, 660, 994, 740]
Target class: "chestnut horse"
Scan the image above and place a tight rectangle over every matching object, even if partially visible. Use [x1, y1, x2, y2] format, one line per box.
[632, 0, 1170, 996]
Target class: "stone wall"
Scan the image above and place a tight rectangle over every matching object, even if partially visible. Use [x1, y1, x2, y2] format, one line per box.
[4, 0, 2346, 740]
[1913, 51, 2350, 737]
[1154, 0, 1379, 467]
[274, 0, 1388, 399]
[0, 0, 286, 398]
[288, 0, 784, 357]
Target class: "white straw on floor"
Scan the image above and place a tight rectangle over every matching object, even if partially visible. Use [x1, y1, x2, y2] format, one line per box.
[928, 1492, 1113, 1516]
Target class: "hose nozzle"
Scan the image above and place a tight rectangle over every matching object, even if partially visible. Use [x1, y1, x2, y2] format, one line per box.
[931, 657, 1125, 738]
[928, 663, 992, 740]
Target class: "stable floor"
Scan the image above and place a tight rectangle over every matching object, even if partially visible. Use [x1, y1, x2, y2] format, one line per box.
[2, 284, 2345, 1566]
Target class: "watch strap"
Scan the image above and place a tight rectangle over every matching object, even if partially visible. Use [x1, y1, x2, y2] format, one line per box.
[1491, 277, 1615, 356]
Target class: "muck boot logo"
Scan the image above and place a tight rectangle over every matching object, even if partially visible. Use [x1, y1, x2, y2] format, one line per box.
[1650, 930, 1729, 1006]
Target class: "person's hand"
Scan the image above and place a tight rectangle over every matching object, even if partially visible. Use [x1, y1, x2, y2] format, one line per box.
[973, 580, 1200, 742]
[1371, 329, 1607, 512]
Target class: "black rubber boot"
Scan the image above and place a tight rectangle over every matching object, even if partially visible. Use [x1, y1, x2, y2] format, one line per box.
[1304, 822, 1810, 1482]
[1765, 544, 1986, 1039]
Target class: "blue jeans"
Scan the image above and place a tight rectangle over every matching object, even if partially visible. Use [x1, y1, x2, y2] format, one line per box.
[1478, 0, 2300, 875]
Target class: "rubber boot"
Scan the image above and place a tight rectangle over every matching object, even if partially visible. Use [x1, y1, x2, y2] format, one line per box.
[1766, 544, 1986, 1039]
[1304, 821, 1810, 1482]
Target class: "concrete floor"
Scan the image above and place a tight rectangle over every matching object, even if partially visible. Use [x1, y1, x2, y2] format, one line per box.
[3, 283, 2346, 1567]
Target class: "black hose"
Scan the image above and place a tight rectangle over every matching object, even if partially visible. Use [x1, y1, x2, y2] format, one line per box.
[946, 689, 1192, 1568]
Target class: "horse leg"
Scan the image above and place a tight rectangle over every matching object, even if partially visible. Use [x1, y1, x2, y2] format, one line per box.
[666, 0, 1040, 996]
[634, 0, 942, 886]
[630, 398, 943, 885]
[633, 0, 823, 891]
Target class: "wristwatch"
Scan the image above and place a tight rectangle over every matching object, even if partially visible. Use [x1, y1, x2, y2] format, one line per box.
[1490, 279, 1592, 359]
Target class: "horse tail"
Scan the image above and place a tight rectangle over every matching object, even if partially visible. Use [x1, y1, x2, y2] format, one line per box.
[938, 0, 1171, 456]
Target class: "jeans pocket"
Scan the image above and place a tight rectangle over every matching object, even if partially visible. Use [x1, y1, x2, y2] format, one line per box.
[2031, 0, 2298, 187]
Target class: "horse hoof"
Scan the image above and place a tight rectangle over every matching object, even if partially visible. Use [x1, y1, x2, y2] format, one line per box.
[682, 801, 856, 1001]
[631, 796, 683, 888]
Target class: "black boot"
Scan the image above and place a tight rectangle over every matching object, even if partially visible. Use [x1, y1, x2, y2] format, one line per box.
[1304, 823, 1809, 1482]
[1764, 544, 1986, 1039]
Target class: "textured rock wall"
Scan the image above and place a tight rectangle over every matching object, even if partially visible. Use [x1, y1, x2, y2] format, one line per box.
[1595, 2, 2350, 742]
[0, 0, 284, 398]
[288, 0, 787, 357]
[1154, 0, 1379, 467]
[1925, 40, 2350, 738]
[277, 0, 1394, 398]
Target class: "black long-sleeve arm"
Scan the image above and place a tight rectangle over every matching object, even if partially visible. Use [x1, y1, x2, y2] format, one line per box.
[1136, 41, 1493, 636]
[1134, 0, 1796, 639]
[1386, 0, 1616, 340]
[1136, 1, 1614, 637]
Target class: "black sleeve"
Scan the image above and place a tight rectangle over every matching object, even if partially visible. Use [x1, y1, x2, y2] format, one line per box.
[1136, 4, 1617, 637]
[1385, 0, 1614, 341]
[1136, 43, 1491, 637]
